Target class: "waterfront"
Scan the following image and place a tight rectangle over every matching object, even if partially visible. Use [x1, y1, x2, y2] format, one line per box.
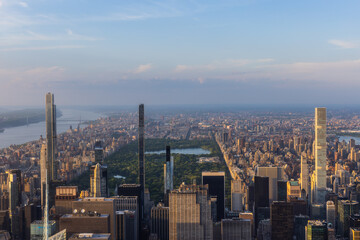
[0, 108, 102, 149]
[145, 148, 210, 155]
[338, 136, 360, 144]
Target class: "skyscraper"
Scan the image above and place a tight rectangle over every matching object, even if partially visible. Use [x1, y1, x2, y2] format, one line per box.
[169, 183, 213, 240]
[94, 140, 104, 163]
[256, 166, 285, 202]
[231, 179, 243, 212]
[45, 92, 57, 181]
[315, 107, 327, 203]
[40, 143, 47, 208]
[326, 201, 336, 229]
[90, 163, 108, 197]
[270, 201, 294, 240]
[164, 146, 174, 196]
[202, 172, 225, 221]
[151, 203, 169, 240]
[300, 154, 309, 197]
[138, 104, 145, 221]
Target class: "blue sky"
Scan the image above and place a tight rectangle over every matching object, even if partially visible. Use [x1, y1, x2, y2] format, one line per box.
[0, 0, 360, 106]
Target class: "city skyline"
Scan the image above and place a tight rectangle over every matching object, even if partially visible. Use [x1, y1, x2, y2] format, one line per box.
[1, 0, 360, 105]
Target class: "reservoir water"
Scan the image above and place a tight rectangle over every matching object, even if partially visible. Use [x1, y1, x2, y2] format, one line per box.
[146, 148, 210, 155]
[0, 108, 102, 149]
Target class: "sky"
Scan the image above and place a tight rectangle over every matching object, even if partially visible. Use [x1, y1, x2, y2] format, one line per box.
[0, 0, 360, 106]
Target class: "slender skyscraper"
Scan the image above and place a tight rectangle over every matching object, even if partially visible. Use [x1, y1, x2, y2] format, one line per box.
[300, 154, 309, 197]
[315, 107, 327, 203]
[40, 143, 47, 208]
[164, 146, 174, 195]
[45, 93, 57, 181]
[138, 104, 145, 220]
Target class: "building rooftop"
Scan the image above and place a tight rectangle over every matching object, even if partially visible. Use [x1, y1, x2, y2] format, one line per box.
[70, 233, 111, 239]
[307, 220, 326, 226]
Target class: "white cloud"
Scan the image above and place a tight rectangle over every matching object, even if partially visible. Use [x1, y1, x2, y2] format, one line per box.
[18, 2, 28, 8]
[328, 39, 358, 49]
[134, 64, 152, 73]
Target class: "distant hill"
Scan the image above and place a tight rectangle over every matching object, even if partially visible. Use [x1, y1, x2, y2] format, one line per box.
[0, 108, 62, 129]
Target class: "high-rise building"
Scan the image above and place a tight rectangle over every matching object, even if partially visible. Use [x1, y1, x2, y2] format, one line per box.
[254, 176, 270, 231]
[151, 203, 169, 240]
[45, 92, 57, 181]
[116, 210, 137, 240]
[270, 201, 294, 240]
[138, 104, 145, 223]
[164, 146, 174, 202]
[221, 218, 251, 240]
[30, 220, 56, 240]
[287, 181, 301, 201]
[326, 201, 336, 229]
[55, 186, 78, 215]
[40, 143, 47, 209]
[202, 172, 225, 221]
[315, 107, 327, 203]
[350, 227, 360, 240]
[169, 183, 213, 240]
[277, 180, 287, 202]
[231, 179, 243, 212]
[306, 220, 327, 240]
[338, 200, 359, 238]
[94, 140, 104, 163]
[294, 215, 309, 240]
[300, 154, 309, 197]
[90, 163, 108, 197]
[256, 167, 285, 202]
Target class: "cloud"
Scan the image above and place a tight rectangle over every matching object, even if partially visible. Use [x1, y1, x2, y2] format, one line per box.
[134, 64, 152, 73]
[328, 39, 358, 49]
[0, 45, 85, 51]
[18, 2, 28, 8]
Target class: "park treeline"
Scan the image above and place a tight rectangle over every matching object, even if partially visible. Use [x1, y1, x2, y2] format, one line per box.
[72, 138, 232, 205]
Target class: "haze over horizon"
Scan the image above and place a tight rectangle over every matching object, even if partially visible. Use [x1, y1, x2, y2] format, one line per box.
[1, 0, 360, 106]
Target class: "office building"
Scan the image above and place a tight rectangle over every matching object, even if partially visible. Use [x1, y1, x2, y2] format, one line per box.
[270, 201, 294, 240]
[40, 143, 47, 208]
[306, 220, 327, 240]
[138, 104, 145, 222]
[69, 233, 111, 240]
[239, 212, 254, 238]
[338, 200, 359, 238]
[202, 172, 225, 221]
[221, 218, 251, 240]
[60, 212, 110, 238]
[315, 107, 327, 203]
[94, 140, 104, 163]
[72, 198, 116, 240]
[350, 227, 360, 240]
[326, 201, 336, 229]
[116, 210, 137, 240]
[287, 181, 301, 201]
[90, 163, 108, 197]
[277, 180, 287, 202]
[164, 146, 174, 204]
[254, 176, 269, 230]
[169, 183, 213, 240]
[55, 186, 78, 215]
[231, 179, 243, 212]
[256, 166, 285, 202]
[151, 203, 169, 240]
[30, 220, 56, 240]
[45, 92, 57, 181]
[300, 154, 309, 197]
[294, 215, 309, 240]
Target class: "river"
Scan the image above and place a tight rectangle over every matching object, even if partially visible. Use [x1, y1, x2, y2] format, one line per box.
[0, 108, 102, 149]
[338, 136, 360, 144]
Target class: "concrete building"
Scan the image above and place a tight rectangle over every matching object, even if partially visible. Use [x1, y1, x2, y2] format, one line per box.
[300, 154, 309, 197]
[40, 143, 47, 209]
[338, 200, 359, 238]
[169, 184, 213, 240]
[287, 181, 301, 201]
[202, 172, 225, 221]
[315, 107, 327, 203]
[116, 210, 137, 240]
[60, 212, 110, 239]
[90, 164, 108, 197]
[55, 186, 78, 215]
[221, 218, 251, 240]
[326, 201, 336, 229]
[151, 203, 169, 240]
[231, 179, 243, 212]
[256, 167, 285, 202]
[138, 104, 145, 222]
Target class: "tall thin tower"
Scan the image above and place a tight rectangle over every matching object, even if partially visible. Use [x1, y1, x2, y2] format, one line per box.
[138, 104, 145, 220]
[315, 107, 327, 203]
[45, 93, 57, 181]
[300, 154, 309, 197]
